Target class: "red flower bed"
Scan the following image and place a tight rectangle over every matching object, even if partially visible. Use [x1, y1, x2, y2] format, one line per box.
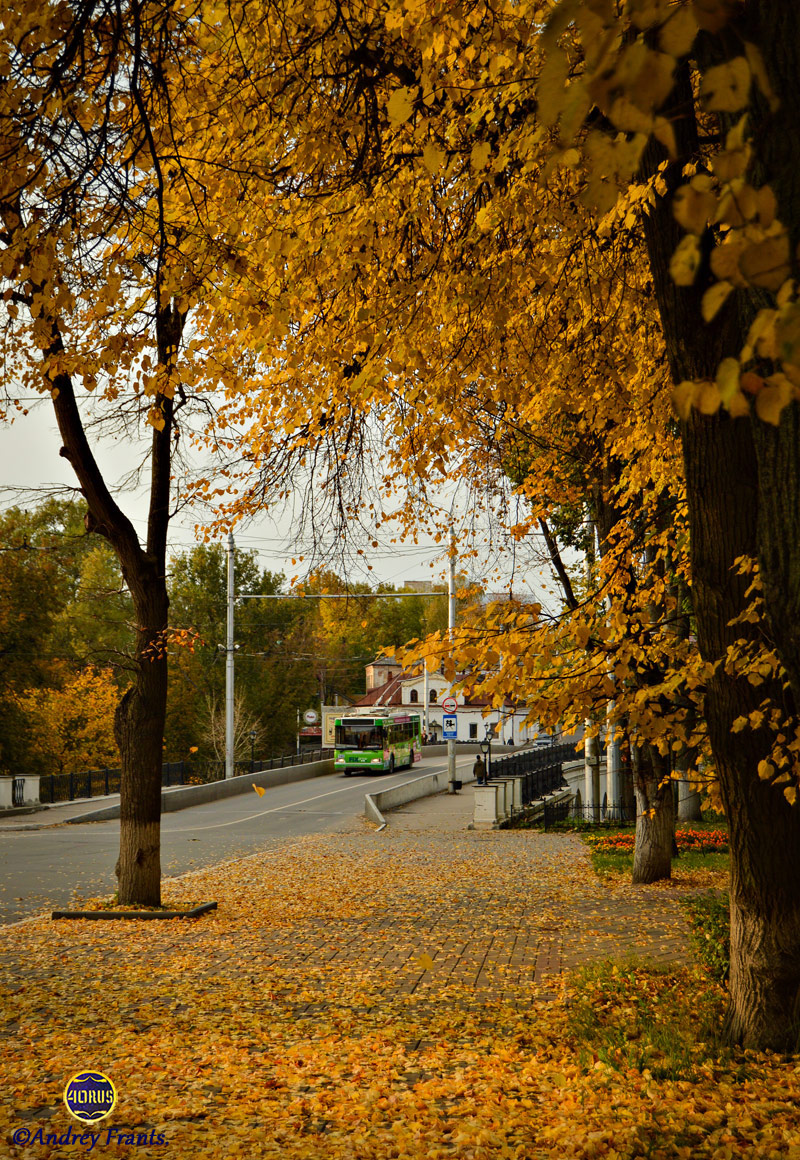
[588, 829, 728, 855]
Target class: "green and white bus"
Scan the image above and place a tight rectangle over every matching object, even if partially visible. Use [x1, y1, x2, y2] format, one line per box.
[334, 712, 422, 775]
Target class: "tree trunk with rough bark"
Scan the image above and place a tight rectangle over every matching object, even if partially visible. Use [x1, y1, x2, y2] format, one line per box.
[631, 746, 674, 884]
[113, 563, 170, 906]
[637, 2, 800, 1047]
[676, 743, 702, 823]
[47, 304, 181, 908]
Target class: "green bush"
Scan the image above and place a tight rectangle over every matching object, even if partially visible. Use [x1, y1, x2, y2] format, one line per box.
[682, 891, 730, 983]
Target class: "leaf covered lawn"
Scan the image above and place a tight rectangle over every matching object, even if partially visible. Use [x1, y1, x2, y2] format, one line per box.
[2, 827, 799, 1159]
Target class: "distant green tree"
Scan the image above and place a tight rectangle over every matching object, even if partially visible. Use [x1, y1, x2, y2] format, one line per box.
[164, 550, 450, 759]
[0, 499, 134, 774]
[52, 544, 133, 671]
[165, 544, 317, 758]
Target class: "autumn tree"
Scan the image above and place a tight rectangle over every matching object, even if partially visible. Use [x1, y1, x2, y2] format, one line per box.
[155, 0, 697, 860]
[0, 1, 240, 903]
[523, 0, 800, 1052]
[0, 499, 134, 773]
[16, 666, 119, 774]
[0, 508, 65, 773]
[53, 543, 133, 669]
[176, 0, 800, 1048]
[165, 544, 317, 758]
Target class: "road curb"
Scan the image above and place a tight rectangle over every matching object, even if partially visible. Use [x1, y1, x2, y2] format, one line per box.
[52, 901, 218, 921]
[365, 758, 477, 827]
[0, 760, 335, 829]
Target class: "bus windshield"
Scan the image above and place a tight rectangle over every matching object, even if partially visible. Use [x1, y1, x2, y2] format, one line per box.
[336, 722, 385, 750]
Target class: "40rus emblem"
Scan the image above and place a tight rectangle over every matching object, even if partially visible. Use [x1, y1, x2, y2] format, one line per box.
[63, 1072, 117, 1123]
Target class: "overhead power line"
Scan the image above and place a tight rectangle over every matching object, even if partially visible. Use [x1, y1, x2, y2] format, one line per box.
[236, 592, 445, 600]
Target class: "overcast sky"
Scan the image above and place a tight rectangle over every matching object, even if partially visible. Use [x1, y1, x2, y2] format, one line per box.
[0, 397, 468, 591]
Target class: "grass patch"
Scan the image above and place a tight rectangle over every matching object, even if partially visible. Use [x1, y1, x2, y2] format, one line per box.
[581, 822, 730, 880]
[567, 960, 734, 1082]
[682, 890, 730, 983]
[591, 849, 731, 879]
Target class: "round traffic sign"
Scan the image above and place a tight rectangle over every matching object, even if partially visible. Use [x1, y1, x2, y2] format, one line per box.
[303, 709, 319, 724]
[442, 696, 458, 713]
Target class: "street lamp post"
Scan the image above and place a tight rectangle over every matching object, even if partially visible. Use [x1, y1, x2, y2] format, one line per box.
[225, 531, 235, 780]
[249, 729, 257, 770]
[480, 730, 492, 782]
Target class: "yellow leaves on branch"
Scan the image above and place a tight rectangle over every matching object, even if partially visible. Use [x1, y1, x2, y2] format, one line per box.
[387, 86, 415, 127]
[658, 5, 698, 57]
[669, 234, 701, 286]
[672, 176, 717, 236]
[700, 57, 751, 113]
[147, 404, 166, 431]
[674, 292, 800, 424]
[421, 143, 446, 174]
[701, 281, 734, 323]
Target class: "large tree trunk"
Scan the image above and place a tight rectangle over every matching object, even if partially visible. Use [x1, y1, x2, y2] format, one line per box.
[114, 573, 169, 906]
[685, 410, 800, 1048]
[631, 746, 674, 883]
[633, 6, 800, 1044]
[47, 305, 180, 909]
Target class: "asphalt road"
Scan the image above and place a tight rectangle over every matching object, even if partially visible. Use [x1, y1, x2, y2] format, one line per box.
[0, 754, 476, 926]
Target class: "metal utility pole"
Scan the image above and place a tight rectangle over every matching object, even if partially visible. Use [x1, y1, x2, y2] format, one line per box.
[423, 666, 429, 738]
[225, 531, 235, 780]
[448, 536, 457, 794]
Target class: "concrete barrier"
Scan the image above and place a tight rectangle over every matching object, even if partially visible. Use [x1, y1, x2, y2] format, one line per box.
[66, 759, 335, 823]
[473, 784, 501, 827]
[472, 784, 574, 829]
[365, 768, 474, 827]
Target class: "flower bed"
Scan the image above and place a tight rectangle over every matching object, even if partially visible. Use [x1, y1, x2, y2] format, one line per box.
[587, 828, 729, 855]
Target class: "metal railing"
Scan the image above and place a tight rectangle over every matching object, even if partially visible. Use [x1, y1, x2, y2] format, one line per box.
[489, 743, 576, 806]
[38, 748, 334, 804]
[250, 748, 332, 774]
[12, 779, 24, 807]
[569, 803, 636, 825]
[542, 801, 637, 829]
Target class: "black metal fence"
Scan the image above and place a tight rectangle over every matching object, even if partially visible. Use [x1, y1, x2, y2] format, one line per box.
[542, 801, 637, 829]
[250, 749, 332, 774]
[489, 743, 576, 807]
[38, 748, 334, 805]
[12, 779, 24, 807]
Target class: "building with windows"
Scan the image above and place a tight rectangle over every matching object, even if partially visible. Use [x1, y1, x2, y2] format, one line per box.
[352, 660, 541, 745]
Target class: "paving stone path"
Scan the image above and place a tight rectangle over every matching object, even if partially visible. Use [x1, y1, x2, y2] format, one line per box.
[0, 787, 698, 1028]
[272, 792, 693, 1010]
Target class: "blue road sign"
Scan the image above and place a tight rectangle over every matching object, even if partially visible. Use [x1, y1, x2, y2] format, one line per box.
[442, 714, 458, 740]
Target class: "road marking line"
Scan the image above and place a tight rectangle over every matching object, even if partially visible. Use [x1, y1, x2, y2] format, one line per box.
[164, 764, 465, 832]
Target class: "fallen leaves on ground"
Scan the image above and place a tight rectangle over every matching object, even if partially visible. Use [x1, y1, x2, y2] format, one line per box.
[1, 827, 798, 1159]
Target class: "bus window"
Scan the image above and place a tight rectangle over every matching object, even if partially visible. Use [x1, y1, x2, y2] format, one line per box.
[336, 722, 385, 749]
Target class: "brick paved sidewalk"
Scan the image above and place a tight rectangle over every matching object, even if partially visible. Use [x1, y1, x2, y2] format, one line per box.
[316, 789, 693, 1006]
[0, 787, 695, 1024]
